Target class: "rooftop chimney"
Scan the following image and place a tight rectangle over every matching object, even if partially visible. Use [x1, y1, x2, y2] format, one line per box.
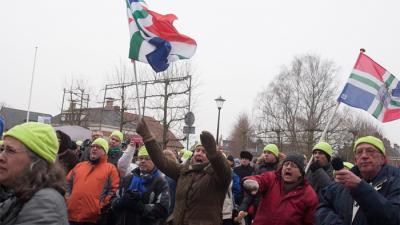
[105, 99, 114, 110]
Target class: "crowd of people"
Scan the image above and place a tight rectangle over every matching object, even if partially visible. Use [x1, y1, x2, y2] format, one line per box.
[0, 119, 400, 225]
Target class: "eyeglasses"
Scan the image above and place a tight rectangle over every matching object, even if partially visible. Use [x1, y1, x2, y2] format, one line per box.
[0, 145, 26, 156]
[355, 148, 380, 157]
[282, 161, 299, 169]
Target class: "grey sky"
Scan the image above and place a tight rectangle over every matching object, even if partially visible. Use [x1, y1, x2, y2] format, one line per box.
[1, 0, 399, 145]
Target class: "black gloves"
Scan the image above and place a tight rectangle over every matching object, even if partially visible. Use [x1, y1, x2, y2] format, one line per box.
[309, 161, 322, 172]
[136, 118, 155, 143]
[116, 190, 144, 212]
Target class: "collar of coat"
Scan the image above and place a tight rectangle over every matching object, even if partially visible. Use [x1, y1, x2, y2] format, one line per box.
[181, 161, 213, 174]
[351, 164, 399, 185]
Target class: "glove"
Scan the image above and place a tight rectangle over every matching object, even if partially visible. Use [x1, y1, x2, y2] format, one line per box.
[136, 118, 155, 142]
[243, 180, 259, 195]
[199, 131, 217, 156]
[309, 161, 322, 172]
[119, 190, 142, 208]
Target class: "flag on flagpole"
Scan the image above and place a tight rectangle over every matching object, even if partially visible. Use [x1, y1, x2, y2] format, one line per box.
[338, 52, 400, 122]
[126, 0, 197, 72]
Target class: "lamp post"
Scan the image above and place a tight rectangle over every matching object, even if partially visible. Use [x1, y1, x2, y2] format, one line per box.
[215, 96, 226, 145]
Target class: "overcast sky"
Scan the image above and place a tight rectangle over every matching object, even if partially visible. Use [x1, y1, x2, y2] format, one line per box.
[1, 0, 399, 146]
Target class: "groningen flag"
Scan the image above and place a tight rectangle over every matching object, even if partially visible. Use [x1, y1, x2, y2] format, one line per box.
[126, 0, 197, 72]
[338, 52, 400, 122]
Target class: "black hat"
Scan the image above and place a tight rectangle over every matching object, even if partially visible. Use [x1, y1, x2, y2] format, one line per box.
[240, 151, 253, 161]
[283, 153, 305, 175]
[227, 155, 234, 162]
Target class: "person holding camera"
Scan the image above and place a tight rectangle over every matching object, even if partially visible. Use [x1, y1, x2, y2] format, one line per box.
[111, 146, 170, 225]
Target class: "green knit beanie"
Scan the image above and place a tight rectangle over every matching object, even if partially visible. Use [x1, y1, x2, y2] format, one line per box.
[263, 144, 279, 158]
[313, 142, 333, 158]
[354, 136, 385, 155]
[182, 149, 193, 160]
[138, 146, 149, 157]
[110, 130, 123, 142]
[92, 138, 109, 154]
[4, 122, 59, 163]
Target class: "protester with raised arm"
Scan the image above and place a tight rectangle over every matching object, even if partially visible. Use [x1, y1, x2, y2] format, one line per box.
[136, 118, 231, 225]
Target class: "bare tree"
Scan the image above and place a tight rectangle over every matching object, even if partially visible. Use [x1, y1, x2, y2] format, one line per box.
[102, 60, 196, 148]
[141, 61, 196, 148]
[105, 61, 136, 131]
[228, 113, 255, 157]
[254, 54, 339, 156]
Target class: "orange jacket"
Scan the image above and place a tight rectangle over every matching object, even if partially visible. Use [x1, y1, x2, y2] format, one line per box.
[66, 155, 119, 223]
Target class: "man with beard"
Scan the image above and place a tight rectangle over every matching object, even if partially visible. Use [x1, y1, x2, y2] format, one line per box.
[306, 141, 334, 197]
[255, 144, 280, 174]
[111, 146, 170, 225]
[136, 119, 231, 225]
[66, 138, 119, 225]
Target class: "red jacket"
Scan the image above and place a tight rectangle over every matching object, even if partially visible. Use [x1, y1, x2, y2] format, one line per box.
[245, 169, 318, 225]
[66, 155, 119, 223]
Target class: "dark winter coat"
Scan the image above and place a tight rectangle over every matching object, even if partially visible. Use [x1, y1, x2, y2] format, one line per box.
[245, 169, 319, 225]
[234, 165, 255, 180]
[316, 164, 400, 225]
[306, 164, 334, 198]
[143, 140, 231, 225]
[234, 164, 255, 204]
[254, 162, 278, 175]
[112, 167, 170, 225]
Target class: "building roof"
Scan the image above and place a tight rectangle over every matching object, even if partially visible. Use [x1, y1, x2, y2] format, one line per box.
[0, 106, 52, 130]
[53, 107, 183, 148]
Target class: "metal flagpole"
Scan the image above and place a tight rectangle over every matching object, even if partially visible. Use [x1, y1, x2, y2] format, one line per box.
[26, 46, 38, 122]
[132, 60, 142, 118]
[305, 101, 341, 173]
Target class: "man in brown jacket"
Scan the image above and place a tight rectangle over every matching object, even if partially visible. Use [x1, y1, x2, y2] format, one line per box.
[136, 119, 231, 225]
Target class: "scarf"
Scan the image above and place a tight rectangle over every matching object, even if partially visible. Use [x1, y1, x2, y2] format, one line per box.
[128, 169, 160, 194]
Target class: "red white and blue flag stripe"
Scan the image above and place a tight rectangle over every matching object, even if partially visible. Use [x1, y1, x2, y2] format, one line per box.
[126, 0, 197, 72]
[338, 52, 400, 122]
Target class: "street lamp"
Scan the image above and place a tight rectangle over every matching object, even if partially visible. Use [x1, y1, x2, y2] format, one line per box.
[215, 96, 226, 145]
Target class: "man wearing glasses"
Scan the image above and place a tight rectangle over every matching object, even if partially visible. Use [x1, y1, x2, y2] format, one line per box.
[317, 136, 400, 225]
[111, 146, 170, 225]
[241, 153, 318, 225]
[66, 138, 120, 225]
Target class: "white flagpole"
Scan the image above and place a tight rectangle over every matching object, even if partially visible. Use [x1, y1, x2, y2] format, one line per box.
[305, 101, 341, 173]
[132, 60, 142, 118]
[26, 46, 38, 122]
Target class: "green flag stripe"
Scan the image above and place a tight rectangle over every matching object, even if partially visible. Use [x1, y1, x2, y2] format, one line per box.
[372, 102, 384, 118]
[129, 31, 144, 60]
[350, 73, 381, 91]
[132, 8, 149, 20]
[384, 74, 395, 88]
[390, 100, 400, 107]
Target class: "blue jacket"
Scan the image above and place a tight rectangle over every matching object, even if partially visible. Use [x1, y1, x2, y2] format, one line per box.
[232, 171, 241, 205]
[316, 164, 400, 225]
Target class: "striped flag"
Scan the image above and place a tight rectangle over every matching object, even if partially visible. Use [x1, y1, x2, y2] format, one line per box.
[126, 0, 197, 72]
[338, 52, 400, 122]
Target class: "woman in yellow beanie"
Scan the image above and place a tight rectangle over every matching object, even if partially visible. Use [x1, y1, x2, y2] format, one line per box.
[0, 122, 68, 224]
